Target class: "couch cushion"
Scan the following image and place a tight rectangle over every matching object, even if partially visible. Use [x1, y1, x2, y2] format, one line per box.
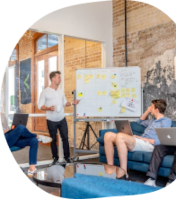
[74, 173, 161, 195]
[10, 146, 23, 152]
[172, 121, 176, 127]
[130, 122, 146, 135]
[62, 177, 122, 198]
[97, 136, 104, 145]
[143, 152, 174, 168]
[100, 146, 144, 162]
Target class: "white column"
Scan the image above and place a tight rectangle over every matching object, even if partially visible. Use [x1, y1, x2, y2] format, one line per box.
[58, 34, 65, 162]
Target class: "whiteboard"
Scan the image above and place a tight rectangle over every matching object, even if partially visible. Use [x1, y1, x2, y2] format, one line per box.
[76, 67, 141, 117]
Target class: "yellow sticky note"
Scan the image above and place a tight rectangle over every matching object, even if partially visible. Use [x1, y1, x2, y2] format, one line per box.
[85, 79, 89, 83]
[112, 82, 118, 88]
[102, 91, 107, 96]
[97, 74, 101, 79]
[126, 93, 131, 97]
[78, 92, 83, 97]
[131, 88, 136, 92]
[121, 93, 126, 98]
[77, 75, 82, 79]
[121, 107, 126, 113]
[112, 100, 117, 104]
[97, 91, 102, 96]
[89, 74, 93, 79]
[85, 74, 89, 79]
[115, 90, 120, 95]
[102, 75, 106, 79]
[110, 90, 115, 95]
[116, 94, 121, 98]
[111, 74, 116, 79]
[132, 93, 137, 99]
[126, 88, 130, 93]
[98, 107, 102, 112]
[98, 172, 103, 176]
[121, 88, 126, 93]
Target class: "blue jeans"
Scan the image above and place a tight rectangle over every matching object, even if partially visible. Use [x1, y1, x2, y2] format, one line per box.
[5, 125, 38, 165]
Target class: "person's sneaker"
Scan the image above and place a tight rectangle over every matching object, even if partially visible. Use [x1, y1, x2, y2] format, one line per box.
[166, 182, 170, 186]
[144, 178, 156, 187]
[27, 169, 37, 177]
[166, 179, 174, 186]
[48, 158, 58, 167]
[38, 135, 52, 144]
[65, 157, 73, 163]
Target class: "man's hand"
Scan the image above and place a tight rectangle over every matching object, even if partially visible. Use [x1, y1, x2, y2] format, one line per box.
[50, 106, 55, 111]
[133, 135, 155, 145]
[147, 106, 152, 113]
[133, 135, 142, 139]
[140, 105, 152, 120]
[4, 129, 9, 134]
[72, 100, 80, 105]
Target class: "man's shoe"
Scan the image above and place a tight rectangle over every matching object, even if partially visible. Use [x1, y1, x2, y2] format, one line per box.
[144, 178, 156, 187]
[27, 169, 37, 178]
[166, 182, 171, 186]
[166, 179, 174, 186]
[116, 174, 130, 181]
[65, 157, 73, 163]
[48, 158, 58, 167]
[38, 135, 52, 144]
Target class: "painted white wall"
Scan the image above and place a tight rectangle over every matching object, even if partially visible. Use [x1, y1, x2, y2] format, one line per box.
[30, 1, 113, 68]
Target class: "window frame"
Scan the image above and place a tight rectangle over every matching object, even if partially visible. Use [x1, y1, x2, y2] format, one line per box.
[35, 33, 59, 55]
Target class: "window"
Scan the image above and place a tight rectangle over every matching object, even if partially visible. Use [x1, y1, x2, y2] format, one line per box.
[8, 66, 15, 114]
[10, 49, 17, 61]
[37, 35, 47, 52]
[36, 34, 58, 52]
[37, 60, 45, 101]
[48, 56, 57, 84]
[48, 34, 59, 48]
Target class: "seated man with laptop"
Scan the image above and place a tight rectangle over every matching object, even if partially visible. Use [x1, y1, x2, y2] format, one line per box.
[1, 112, 52, 177]
[104, 99, 172, 180]
[144, 127, 176, 187]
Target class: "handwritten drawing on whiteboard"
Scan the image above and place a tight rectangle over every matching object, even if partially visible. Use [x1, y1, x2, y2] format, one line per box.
[76, 67, 141, 117]
[121, 98, 140, 112]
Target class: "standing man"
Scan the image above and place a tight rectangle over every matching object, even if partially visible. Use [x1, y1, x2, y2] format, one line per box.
[38, 71, 80, 166]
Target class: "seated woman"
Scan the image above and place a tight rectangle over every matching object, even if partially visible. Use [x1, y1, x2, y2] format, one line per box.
[1, 112, 52, 177]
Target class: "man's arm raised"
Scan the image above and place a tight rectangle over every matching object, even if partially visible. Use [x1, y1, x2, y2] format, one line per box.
[140, 106, 152, 120]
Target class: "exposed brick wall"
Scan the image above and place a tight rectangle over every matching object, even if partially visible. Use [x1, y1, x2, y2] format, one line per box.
[113, 0, 176, 119]
[64, 37, 102, 149]
[113, 0, 172, 68]
[18, 30, 36, 131]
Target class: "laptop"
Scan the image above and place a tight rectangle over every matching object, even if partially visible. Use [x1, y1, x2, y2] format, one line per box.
[155, 128, 176, 146]
[114, 120, 133, 135]
[12, 113, 29, 127]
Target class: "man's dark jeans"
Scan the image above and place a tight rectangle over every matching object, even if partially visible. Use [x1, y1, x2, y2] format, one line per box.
[5, 125, 38, 165]
[47, 118, 70, 160]
[146, 145, 176, 180]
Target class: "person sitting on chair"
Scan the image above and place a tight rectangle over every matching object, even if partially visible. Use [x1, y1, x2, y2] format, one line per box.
[144, 145, 176, 187]
[104, 99, 172, 180]
[1, 112, 52, 177]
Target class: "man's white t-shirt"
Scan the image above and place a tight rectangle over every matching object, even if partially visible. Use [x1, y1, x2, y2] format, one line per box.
[38, 87, 67, 122]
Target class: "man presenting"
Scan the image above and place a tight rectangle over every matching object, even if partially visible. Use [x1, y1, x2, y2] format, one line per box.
[38, 71, 80, 166]
[104, 99, 172, 179]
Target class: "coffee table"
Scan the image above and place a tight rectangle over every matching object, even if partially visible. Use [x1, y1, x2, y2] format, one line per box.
[33, 162, 125, 188]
